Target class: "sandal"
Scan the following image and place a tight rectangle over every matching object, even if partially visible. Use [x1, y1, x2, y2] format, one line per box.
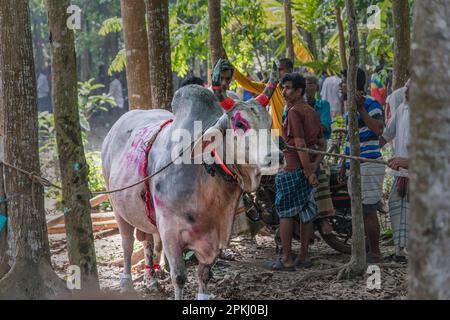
[263, 258, 296, 272]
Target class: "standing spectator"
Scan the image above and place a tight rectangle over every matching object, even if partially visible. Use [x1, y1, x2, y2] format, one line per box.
[37, 66, 52, 113]
[339, 68, 385, 263]
[109, 73, 125, 110]
[265, 73, 325, 271]
[380, 79, 410, 263]
[385, 86, 407, 125]
[305, 74, 335, 234]
[320, 74, 343, 120]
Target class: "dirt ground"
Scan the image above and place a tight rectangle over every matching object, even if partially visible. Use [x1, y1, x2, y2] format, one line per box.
[49, 226, 408, 300]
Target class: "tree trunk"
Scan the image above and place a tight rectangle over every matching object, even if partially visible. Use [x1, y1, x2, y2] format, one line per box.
[0, 126, 7, 277]
[284, 0, 295, 63]
[336, 6, 348, 71]
[299, 27, 316, 59]
[47, 0, 99, 292]
[408, 0, 450, 299]
[120, 0, 152, 110]
[0, 0, 67, 299]
[392, 0, 411, 90]
[145, 0, 173, 111]
[346, 0, 366, 276]
[208, 0, 224, 69]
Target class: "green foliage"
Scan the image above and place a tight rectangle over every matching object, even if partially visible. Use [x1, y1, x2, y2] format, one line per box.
[86, 151, 111, 210]
[38, 80, 114, 203]
[99, 17, 123, 36]
[107, 48, 126, 76]
[78, 79, 116, 133]
[38, 112, 56, 153]
[183, 250, 196, 262]
[170, 0, 209, 77]
[222, 0, 274, 75]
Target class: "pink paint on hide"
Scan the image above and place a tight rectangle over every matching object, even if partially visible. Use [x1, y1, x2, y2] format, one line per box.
[153, 195, 164, 209]
[188, 225, 201, 238]
[124, 126, 160, 174]
[231, 111, 250, 134]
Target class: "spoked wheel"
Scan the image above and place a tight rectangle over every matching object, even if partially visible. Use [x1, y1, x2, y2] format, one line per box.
[318, 210, 369, 254]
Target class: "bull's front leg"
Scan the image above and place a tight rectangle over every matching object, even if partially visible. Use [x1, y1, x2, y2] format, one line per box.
[197, 263, 213, 300]
[117, 215, 136, 293]
[160, 230, 186, 300]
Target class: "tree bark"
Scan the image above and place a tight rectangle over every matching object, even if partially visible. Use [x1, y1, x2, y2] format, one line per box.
[284, 0, 295, 62]
[208, 0, 224, 69]
[120, 0, 152, 110]
[336, 6, 348, 71]
[408, 0, 450, 299]
[145, 0, 173, 111]
[299, 27, 316, 59]
[392, 0, 411, 90]
[346, 0, 366, 276]
[0, 0, 67, 299]
[0, 125, 7, 277]
[47, 0, 99, 292]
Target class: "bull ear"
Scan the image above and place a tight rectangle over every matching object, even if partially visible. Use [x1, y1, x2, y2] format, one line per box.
[191, 114, 228, 159]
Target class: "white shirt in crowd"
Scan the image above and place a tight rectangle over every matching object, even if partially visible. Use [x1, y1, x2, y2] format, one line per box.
[37, 73, 49, 98]
[109, 78, 124, 109]
[320, 75, 342, 115]
[382, 100, 410, 177]
[385, 86, 406, 122]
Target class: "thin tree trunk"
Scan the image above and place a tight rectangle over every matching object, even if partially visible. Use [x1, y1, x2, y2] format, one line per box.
[336, 6, 348, 71]
[284, 0, 295, 62]
[47, 0, 99, 292]
[121, 0, 152, 110]
[299, 27, 316, 59]
[409, 0, 450, 299]
[0, 131, 7, 278]
[346, 0, 366, 276]
[208, 0, 224, 69]
[0, 0, 66, 299]
[392, 0, 411, 90]
[145, 0, 173, 110]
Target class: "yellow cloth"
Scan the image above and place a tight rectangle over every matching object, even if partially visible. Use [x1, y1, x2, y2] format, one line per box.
[233, 68, 284, 134]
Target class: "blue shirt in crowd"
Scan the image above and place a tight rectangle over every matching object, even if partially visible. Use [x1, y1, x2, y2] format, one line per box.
[344, 96, 383, 169]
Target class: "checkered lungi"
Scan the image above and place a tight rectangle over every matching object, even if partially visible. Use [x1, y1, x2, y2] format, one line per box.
[389, 176, 409, 250]
[275, 168, 316, 223]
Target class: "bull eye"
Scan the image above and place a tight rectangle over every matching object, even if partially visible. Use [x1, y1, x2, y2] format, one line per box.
[235, 120, 247, 131]
[186, 213, 196, 224]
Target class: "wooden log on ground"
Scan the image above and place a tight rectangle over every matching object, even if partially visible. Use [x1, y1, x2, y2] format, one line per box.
[48, 220, 118, 234]
[94, 228, 119, 240]
[46, 214, 65, 229]
[89, 194, 109, 207]
[91, 212, 116, 223]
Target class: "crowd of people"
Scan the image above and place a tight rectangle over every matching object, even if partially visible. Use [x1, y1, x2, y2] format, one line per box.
[184, 58, 410, 270]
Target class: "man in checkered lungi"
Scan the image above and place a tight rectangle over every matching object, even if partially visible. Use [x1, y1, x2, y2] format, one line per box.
[265, 73, 325, 271]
